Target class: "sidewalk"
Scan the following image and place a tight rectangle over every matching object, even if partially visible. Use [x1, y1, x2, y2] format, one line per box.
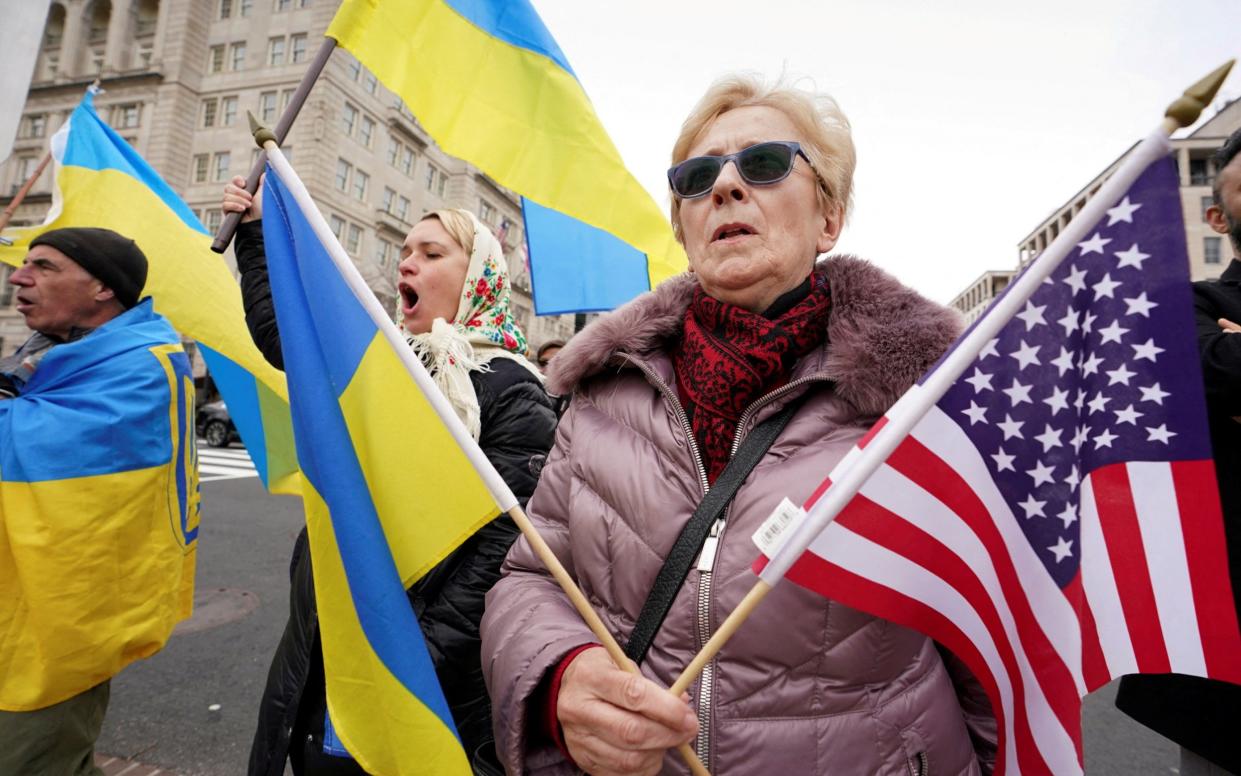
[95, 753, 178, 776]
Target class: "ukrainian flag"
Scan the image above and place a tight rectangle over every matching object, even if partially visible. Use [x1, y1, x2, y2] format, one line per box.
[262, 154, 497, 775]
[0, 301, 198, 710]
[327, 0, 686, 314]
[0, 91, 298, 494]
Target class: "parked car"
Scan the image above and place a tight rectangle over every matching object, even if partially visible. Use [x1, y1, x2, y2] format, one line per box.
[196, 400, 240, 448]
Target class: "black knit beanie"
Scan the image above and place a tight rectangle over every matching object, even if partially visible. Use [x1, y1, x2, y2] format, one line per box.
[30, 227, 149, 309]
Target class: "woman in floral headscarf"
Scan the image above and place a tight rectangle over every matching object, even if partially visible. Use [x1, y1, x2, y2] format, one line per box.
[220, 181, 557, 776]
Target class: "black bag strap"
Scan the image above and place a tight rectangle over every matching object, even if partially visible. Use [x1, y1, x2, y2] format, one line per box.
[624, 393, 809, 665]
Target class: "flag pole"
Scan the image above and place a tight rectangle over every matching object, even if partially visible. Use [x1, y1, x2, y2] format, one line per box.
[210, 37, 337, 253]
[250, 118, 709, 776]
[0, 151, 51, 234]
[667, 58, 1235, 699]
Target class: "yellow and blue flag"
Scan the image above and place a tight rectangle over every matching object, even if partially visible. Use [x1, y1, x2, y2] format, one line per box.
[0, 301, 198, 710]
[327, 0, 686, 314]
[0, 90, 299, 494]
[262, 157, 499, 775]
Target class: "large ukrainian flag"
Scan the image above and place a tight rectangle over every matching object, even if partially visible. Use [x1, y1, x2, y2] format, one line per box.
[262, 154, 495, 775]
[327, 0, 686, 314]
[0, 301, 198, 710]
[0, 91, 298, 494]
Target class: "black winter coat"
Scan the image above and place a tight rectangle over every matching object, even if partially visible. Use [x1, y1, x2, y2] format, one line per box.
[234, 222, 557, 775]
[1115, 258, 1241, 773]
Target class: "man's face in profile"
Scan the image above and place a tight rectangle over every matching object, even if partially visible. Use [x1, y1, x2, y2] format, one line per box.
[1208, 155, 1241, 255]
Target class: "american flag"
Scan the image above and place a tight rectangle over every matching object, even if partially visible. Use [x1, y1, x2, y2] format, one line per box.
[756, 149, 1241, 774]
[494, 216, 511, 249]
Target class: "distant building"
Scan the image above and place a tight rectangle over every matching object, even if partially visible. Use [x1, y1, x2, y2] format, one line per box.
[1017, 98, 1241, 278]
[0, 0, 577, 366]
[948, 269, 1016, 324]
[949, 98, 1241, 320]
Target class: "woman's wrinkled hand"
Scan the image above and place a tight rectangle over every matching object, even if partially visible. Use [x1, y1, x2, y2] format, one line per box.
[557, 647, 698, 776]
[221, 174, 263, 223]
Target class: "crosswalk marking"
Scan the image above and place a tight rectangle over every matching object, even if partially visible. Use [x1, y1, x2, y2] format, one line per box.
[197, 442, 258, 482]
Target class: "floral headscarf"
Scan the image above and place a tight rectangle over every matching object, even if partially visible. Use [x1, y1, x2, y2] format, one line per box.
[406, 209, 540, 439]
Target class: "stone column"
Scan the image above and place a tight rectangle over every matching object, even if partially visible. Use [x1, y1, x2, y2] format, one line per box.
[103, 0, 132, 73]
[58, 0, 87, 79]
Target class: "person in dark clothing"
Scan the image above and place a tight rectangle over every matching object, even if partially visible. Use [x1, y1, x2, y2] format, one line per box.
[1115, 128, 1241, 775]
[222, 178, 558, 776]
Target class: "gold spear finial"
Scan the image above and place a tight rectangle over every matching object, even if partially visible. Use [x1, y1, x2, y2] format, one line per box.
[1164, 59, 1235, 132]
[248, 111, 278, 149]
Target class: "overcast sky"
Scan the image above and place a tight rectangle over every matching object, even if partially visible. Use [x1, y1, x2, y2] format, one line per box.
[535, 0, 1240, 304]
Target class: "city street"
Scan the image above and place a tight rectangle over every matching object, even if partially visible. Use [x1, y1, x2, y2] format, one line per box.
[94, 445, 1183, 775]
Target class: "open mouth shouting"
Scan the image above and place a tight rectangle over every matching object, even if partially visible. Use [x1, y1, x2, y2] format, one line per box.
[399, 282, 420, 316]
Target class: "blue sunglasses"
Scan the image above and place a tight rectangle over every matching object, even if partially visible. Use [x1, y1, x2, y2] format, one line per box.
[667, 141, 822, 199]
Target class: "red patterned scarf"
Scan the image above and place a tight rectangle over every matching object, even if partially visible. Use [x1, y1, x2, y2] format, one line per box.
[671, 272, 832, 484]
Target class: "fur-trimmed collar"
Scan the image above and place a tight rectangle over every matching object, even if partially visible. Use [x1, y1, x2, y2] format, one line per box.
[546, 256, 963, 417]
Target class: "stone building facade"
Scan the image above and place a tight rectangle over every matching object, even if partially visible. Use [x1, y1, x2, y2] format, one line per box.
[0, 0, 578, 362]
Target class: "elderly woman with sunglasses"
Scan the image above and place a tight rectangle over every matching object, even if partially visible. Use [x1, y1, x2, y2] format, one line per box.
[481, 75, 997, 776]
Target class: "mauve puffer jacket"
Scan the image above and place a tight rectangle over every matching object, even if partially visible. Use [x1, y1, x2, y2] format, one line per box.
[482, 257, 998, 776]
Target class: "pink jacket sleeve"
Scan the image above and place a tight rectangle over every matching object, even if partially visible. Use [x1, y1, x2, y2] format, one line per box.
[481, 397, 601, 775]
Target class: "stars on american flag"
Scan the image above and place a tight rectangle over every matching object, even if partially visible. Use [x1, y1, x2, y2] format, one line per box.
[938, 189, 1195, 582]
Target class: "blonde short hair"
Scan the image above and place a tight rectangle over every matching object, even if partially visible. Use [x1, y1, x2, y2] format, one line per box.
[669, 74, 856, 242]
[420, 208, 475, 254]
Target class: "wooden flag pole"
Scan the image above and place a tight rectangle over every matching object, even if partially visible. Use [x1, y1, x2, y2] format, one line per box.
[0, 151, 52, 233]
[211, 37, 337, 253]
[507, 503, 710, 776]
[252, 121, 709, 776]
[663, 56, 1236, 703]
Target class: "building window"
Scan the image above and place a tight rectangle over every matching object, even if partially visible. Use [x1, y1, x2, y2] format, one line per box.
[259, 91, 277, 123]
[1190, 158, 1211, 186]
[386, 136, 398, 166]
[329, 214, 345, 240]
[479, 199, 496, 226]
[206, 209, 223, 233]
[239, 0, 253, 15]
[426, 163, 446, 196]
[219, 0, 233, 19]
[274, 0, 292, 11]
[397, 195, 410, 222]
[268, 37, 286, 66]
[347, 58, 361, 82]
[44, 54, 59, 80]
[362, 71, 377, 95]
[299, 0, 312, 6]
[213, 151, 231, 182]
[1205, 236, 1223, 265]
[20, 114, 46, 138]
[192, 154, 209, 183]
[281, 88, 295, 112]
[201, 98, 218, 127]
[382, 187, 395, 214]
[0, 267, 13, 307]
[14, 155, 39, 184]
[115, 104, 140, 129]
[358, 115, 374, 148]
[376, 238, 392, 267]
[230, 42, 246, 71]
[341, 102, 358, 136]
[347, 223, 362, 254]
[290, 34, 307, 64]
[221, 96, 238, 127]
[400, 147, 414, 176]
[353, 169, 369, 202]
[208, 45, 225, 73]
[335, 158, 352, 192]
[1203, 195, 1216, 221]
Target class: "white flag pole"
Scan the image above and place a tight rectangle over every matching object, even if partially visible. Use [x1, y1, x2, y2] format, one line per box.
[668, 59, 1235, 698]
[258, 129, 710, 775]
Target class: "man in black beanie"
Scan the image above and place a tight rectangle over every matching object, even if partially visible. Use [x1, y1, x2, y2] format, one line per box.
[0, 225, 198, 776]
[0, 227, 148, 397]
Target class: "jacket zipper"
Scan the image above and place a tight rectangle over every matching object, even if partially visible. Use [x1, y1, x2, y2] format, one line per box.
[910, 750, 929, 776]
[622, 354, 829, 766]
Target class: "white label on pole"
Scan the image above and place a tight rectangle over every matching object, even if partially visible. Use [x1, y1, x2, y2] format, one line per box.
[752, 498, 806, 556]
